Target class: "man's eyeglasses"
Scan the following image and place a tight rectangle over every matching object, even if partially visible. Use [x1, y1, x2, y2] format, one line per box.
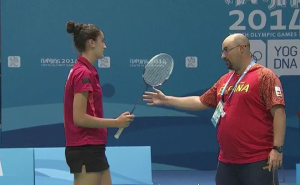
[221, 44, 247, 55]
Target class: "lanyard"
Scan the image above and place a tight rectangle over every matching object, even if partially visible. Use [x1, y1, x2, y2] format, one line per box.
[221, 60, 256, 103]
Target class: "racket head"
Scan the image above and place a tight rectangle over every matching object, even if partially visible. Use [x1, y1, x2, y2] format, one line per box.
[142, 53, 174, 87]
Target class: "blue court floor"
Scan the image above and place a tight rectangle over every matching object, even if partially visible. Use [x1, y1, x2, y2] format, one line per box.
[151, 170, 296, 185]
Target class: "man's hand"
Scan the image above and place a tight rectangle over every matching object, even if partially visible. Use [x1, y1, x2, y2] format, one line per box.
[268, 149, 283, 171]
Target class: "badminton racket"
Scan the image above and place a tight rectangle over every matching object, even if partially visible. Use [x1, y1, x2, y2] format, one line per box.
[114, 53, 174, 139]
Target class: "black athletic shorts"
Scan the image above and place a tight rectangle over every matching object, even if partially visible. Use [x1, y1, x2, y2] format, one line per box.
[65, 144, 109, 173]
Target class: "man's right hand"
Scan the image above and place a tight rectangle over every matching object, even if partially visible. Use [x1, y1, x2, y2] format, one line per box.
[143, 87, 167, 106]
[115, 111, 135, 128]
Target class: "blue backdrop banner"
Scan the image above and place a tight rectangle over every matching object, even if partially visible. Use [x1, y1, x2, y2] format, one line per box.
[1, 0, 300, 170]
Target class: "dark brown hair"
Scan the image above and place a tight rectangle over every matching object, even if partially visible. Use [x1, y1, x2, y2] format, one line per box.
[66, 21, 101, 52]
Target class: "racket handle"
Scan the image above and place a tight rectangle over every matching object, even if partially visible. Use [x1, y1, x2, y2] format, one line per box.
[114, 128, 124, 139]
[114, 105, 134, 139]
[114, 85, 149, 139]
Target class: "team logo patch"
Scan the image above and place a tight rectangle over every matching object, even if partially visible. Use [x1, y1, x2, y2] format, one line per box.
[275, 86, 282, 97]
[82, 78, 91, 83]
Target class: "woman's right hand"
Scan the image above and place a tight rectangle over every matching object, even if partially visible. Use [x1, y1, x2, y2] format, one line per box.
[115, 111, 135, 128]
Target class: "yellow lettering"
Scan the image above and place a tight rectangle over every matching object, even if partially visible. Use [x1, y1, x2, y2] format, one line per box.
[218, 88, 222, 95]
[218, 84, 225, 95]
[235, 82, 245, 92]
[226, 86, 233, 94]
[218, 82, 250, 95]
[241, 84, 250, 92]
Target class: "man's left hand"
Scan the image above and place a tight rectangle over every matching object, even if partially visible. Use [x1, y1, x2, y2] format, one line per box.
[268, 149, 283, 171]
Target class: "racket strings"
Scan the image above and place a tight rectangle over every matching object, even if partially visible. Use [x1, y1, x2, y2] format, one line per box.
[143, 56, 173, 86]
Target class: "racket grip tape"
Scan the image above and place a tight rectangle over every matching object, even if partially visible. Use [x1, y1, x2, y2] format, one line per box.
[114, 128, 124, 139]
